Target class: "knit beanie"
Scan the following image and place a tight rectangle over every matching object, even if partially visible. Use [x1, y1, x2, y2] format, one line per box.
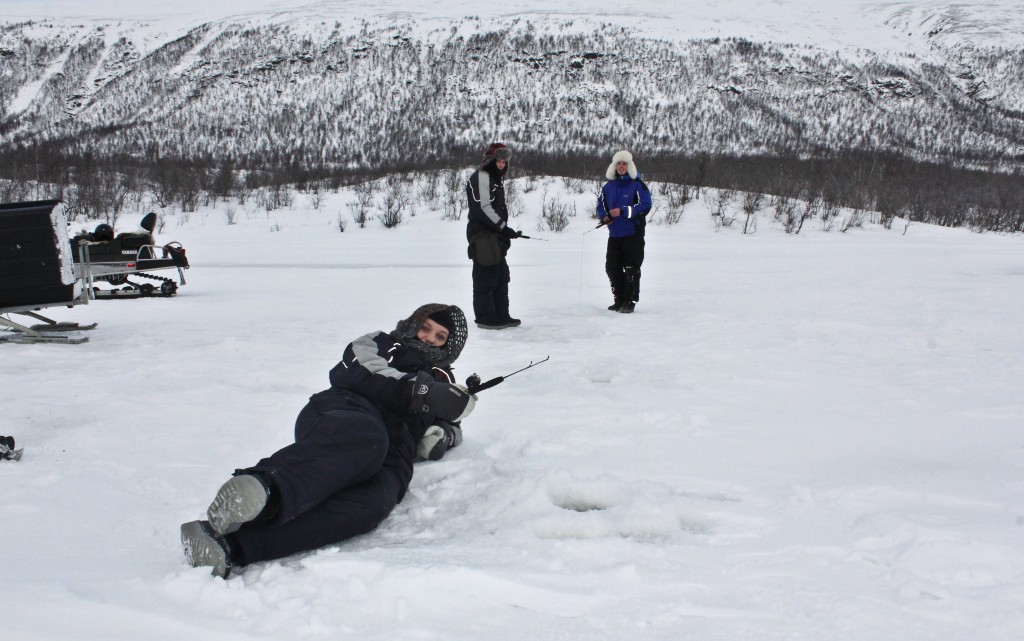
[427, 308, 456, 338]
[605, 150, 638, 180]
[394, 304, 468, 367]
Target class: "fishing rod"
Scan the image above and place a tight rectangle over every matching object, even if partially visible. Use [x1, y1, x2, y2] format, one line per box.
[518, 234, 548, 241]
[466, 356, 550, 394]
[584, 207, 656, 235]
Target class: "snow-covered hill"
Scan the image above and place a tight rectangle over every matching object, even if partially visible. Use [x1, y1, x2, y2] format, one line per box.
[2, 1, 1023, 174]
[11, 1, 1024, 52]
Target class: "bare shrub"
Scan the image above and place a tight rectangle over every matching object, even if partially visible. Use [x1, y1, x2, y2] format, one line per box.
[62, 170, 131, 226]
[659, 183, 690, 225]
[774, 194, 814, 234]
[442, 169, 466, 221]
[539, 189, 576, 232]
[709, 189, 737, 230]
[258, 184, 293, 212]
[378, 185, 405, 228]
[504, 178, 524, 219]
[878, 199, 900, 229]
[841, 210, 866, 232]
[350, 181, 374, 227]
[821, 197, 841, 232]
[741, 191, 764, 234]
[306, 189, 324, 210]
[0, 178, 32, 204]
[418, 172, 441, 208]
[560, 175, 589, 194]
[523, 174, 539, 193]
[793, 197, 819, 234]
[384, 174, 411, 216]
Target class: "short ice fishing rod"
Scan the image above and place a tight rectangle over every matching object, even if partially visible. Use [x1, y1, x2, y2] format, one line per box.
[466, 356, 550, 394]
[584, 207, 656, 235]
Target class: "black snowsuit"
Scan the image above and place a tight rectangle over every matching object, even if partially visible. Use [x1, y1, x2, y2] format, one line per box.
[466, 160, 517, 324]
[229, 331, 455, 565]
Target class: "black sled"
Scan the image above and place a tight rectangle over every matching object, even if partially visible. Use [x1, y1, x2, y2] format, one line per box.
[1, 199, 94, 344]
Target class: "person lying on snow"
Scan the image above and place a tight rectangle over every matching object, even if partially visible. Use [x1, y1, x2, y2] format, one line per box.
[181, 303, 476, 578]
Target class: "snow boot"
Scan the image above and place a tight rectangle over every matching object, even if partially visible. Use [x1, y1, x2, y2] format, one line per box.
[475, 320, 508, 330]
[501, 317, 522, 327]
[0, 436, 21, 461]
[181, 520, 233, 579]
[617, 302, 635, 314]
[207, 474, 271, 536]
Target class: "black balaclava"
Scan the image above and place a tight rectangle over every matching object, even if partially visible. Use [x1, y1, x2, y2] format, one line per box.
[394, 303, 468, 368]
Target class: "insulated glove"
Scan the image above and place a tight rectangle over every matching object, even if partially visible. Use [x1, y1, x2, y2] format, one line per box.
[409, 371, 476, 422]
[416, 421, 464, 461]
[500, 226, 521, 240]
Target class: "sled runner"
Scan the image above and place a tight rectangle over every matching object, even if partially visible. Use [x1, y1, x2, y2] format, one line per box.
[71, 213, 190, 299]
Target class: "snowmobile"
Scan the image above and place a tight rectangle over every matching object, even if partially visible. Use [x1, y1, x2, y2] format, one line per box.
[71, 213, 190, 299]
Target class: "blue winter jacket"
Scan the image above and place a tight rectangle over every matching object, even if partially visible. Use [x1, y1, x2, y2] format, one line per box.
[596, 174, 653, 238]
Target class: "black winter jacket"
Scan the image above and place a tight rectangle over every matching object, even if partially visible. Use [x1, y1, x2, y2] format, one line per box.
[466, 160, 511, 242]
[318, 331, 456, 444]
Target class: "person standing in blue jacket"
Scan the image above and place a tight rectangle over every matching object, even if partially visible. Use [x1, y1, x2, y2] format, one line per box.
[596, 150, 653, 313]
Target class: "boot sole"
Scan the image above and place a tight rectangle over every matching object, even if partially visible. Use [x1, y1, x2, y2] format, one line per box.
[207, 475, 268, 536]
[181, 520, 231, 578]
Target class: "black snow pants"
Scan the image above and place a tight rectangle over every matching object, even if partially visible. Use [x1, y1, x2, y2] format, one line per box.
[472, 257, 511, 324]
[231, 390, 415, 565]
[605, 233, 645, 305]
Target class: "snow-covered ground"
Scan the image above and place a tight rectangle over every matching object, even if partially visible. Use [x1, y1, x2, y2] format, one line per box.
[2, 179, 1023, 640]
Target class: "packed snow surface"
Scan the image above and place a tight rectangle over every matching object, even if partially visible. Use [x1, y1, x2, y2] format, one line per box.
[2, 179, 1023, 640]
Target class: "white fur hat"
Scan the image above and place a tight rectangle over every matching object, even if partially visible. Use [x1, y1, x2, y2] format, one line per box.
[606, 150, 637, 180]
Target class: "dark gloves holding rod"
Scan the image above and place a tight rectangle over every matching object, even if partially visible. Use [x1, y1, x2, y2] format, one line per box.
[409, 371, 476, 423]
[500, 226, 522, 240]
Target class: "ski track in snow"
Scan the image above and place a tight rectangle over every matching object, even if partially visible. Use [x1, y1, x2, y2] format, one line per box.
[2, 179, 1024, 640]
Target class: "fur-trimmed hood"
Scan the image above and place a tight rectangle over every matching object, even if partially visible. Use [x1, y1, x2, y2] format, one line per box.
[605, 150, 638, 180]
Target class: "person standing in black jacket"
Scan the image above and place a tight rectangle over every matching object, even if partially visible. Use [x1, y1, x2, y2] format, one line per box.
[466, 142, 522, 330]
[181, 304, 475, 578]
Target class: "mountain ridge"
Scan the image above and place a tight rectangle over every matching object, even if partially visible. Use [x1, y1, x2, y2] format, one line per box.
[1, 2, 1022, 232]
